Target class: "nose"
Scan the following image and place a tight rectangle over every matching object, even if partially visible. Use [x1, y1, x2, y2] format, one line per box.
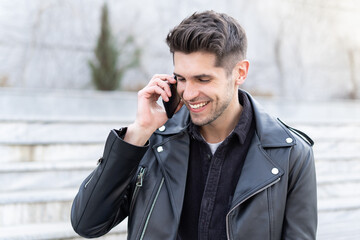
[180, 80, 199, 102]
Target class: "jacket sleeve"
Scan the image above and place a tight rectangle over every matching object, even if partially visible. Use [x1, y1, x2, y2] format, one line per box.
[282, 139, 317, 239]
[71, 129, 149, 238]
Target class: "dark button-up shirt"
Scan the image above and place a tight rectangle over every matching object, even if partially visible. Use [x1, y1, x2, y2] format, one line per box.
[178, 91, 255, 240]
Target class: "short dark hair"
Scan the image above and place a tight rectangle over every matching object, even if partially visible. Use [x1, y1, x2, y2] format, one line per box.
[166, 10, 247, 75]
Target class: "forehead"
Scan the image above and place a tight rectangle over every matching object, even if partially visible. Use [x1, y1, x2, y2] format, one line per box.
[173, 51, 225, 77]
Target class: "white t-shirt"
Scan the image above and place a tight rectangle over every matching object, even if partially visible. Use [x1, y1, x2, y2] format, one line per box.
[202, 130, 234, 155]
[207, 141, 223, 155]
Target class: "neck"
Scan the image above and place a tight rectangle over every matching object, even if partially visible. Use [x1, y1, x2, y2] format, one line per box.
[200, 95, 242, 143]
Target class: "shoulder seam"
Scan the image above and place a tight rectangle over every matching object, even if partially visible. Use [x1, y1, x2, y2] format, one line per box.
[277, 118, 314, 147]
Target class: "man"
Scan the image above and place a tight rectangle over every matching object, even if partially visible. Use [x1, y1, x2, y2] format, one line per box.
[71, 10, 317, 239]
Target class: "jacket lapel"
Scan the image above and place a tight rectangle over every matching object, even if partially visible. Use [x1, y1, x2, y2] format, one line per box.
[230, 92, 295, 208]
[230, 133, 284, 209]
[153, 130, 190, 222]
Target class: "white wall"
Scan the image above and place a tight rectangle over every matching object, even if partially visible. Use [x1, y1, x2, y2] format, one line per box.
[0, 0, 359, 99]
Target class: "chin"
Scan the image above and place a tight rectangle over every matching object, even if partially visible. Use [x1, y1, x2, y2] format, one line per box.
[189, 116, 204, 126]
[189, 115, 212, 127]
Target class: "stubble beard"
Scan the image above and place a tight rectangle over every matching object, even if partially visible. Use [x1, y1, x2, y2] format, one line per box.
[191, 89, 234, 127]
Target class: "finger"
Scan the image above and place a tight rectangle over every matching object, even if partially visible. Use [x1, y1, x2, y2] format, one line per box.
[149, 74, 175, 86]
[144, 85, 169, 102]
[168, 76, 177, 84]
[151, 74, 173, 81]
[149, 78, 172, 97]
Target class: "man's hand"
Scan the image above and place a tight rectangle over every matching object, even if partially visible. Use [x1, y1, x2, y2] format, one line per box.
[124, 74, 182, 146]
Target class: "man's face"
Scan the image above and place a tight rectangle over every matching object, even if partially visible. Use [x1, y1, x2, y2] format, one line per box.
[174, 51, 238, 127]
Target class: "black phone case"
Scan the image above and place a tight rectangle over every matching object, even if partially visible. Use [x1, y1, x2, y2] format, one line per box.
[163, 82, 181, 118]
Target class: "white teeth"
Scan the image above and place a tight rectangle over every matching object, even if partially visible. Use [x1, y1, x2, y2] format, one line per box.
[189, 102, 207, 109]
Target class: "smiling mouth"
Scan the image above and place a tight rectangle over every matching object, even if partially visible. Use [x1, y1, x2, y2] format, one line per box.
[189, 102, 209, 109]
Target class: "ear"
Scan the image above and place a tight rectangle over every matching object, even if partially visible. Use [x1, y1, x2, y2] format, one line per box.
[233, 60, 250, 86]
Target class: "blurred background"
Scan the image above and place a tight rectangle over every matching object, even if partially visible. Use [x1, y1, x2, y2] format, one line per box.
[0, 0, 359, 239]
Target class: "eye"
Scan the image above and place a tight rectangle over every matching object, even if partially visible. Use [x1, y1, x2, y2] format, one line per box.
[176, 77, 186, 82]
[198, 79, 210, 83]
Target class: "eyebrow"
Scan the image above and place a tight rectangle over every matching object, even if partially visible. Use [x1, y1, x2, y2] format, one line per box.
[173, 73, 213, 79]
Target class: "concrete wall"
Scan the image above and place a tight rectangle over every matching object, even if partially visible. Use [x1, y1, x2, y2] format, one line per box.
[0, 0, 359, 99]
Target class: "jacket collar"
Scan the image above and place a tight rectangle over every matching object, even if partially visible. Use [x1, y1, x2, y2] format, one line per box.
[155, 105, 190, 135]
[246, 91, 296, 148]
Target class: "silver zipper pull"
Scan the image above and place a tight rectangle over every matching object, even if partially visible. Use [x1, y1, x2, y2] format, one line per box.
[136, 167, 146, 187]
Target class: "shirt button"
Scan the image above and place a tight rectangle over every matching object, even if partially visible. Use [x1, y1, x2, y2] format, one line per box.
[271, 168, 279, 175]
[157, 146, 164, 153]
[286, 138, 293, 143]
[158, 125, 166, 132]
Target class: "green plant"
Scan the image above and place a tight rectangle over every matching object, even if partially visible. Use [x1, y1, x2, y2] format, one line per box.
[89, 3, 140, 91]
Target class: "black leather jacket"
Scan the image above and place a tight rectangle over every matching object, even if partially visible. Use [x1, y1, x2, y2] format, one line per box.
[71, 92, 317, 240]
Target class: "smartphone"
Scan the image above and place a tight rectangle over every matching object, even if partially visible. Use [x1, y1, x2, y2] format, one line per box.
[163, 77, 181, 119]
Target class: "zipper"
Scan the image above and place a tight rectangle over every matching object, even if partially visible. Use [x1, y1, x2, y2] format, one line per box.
[139, 177, 165, 240]
[84, 158, 103, 189]
[226, 177, 281, 240]
[130, 166, 146, 212]
[84, 173, 94, 189]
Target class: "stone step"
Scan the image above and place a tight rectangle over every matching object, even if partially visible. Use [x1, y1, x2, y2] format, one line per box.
[0, 188, 77, 226]
[313, 140, 360, 160]
[0, 221, 127, 240]
[291, 123, 360, 142]
[0, 188, 358, 240]
[317, 174, 360, 200]
[0, 134, 359, 163]
[0, 143, 104, 163]
[1, 181, 359, 226]
[0, 89, 137, 123]
[318, 196, 360, 212]
[317, 208, 360, 240]
[1, 88, 359, 125]
[0, 209, 359, 240]
[0, 120, 358, 145]
[0, 121, 128, 145]
[0, 153, 359, 192]
[315, 158, 360, 175]
[260, 99, 360, 124]
[0, 161, 95, 191]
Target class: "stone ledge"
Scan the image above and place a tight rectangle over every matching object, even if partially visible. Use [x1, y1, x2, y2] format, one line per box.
[0, 144, 103, 163]
[0, 220, 127, 240]
[318, 196, 360, 212]
[260, 99, 360, 124]
[317, 173, 360, 184]
[1, 89, 360, 124]
[1, 187, 359, 211]
[292, 123, 360, 142]
[0, 122, 124, 145]
[317, 208, 360, 240]
[0, 88, 137, 122]
[0, 161, 96, 173]
[1, 121, 359, 144]
[0, 161, 95, 191]
[0, 170, 89, 192]
[0, 188, 78, 204]
[0, 162, 94, 191]
[0, 189, 80, 226]
[317, 182, 360, 200]
[313, 141, 360, 160]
